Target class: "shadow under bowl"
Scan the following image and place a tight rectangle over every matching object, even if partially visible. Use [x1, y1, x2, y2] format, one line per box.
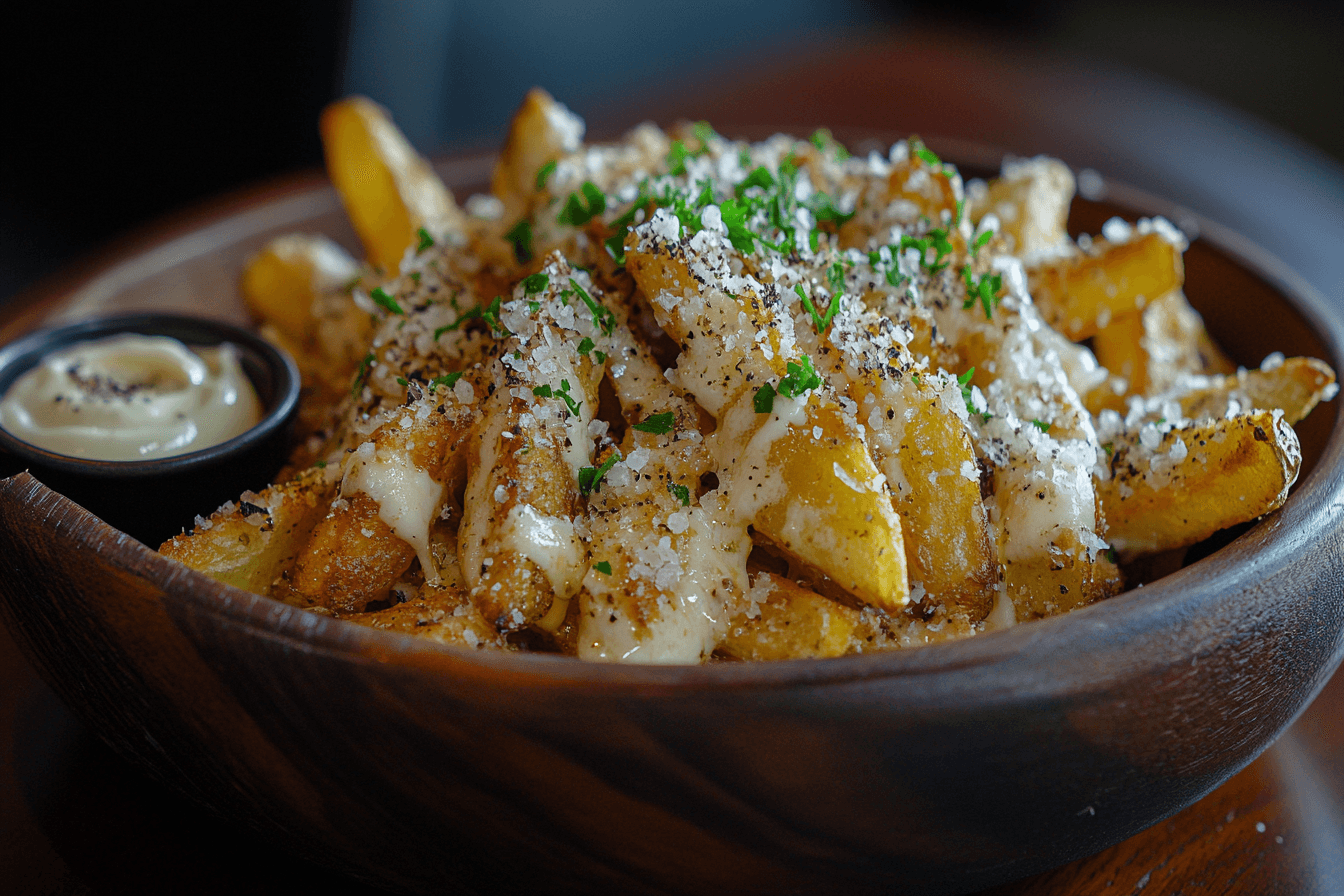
[0, 313, 300, 544]
[0, 147, 1342, 896]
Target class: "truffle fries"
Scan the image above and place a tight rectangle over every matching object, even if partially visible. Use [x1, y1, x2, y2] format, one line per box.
[161, 89, 1335, 662]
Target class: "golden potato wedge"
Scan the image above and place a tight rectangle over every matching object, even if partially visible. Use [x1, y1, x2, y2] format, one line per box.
[159, 468, 334, 595]
[1091, 311, 1148, 396]
[343, 583, 507, 650]
[240, 234, 359, 343]
[492, 88, 584, 223]
[719, 573, 864, 661]
[320, 96, 459, 275]
[1175, 357, 1336, 425]
[457, 261, 606, 633]
[285, 492, 418, 613]
[1100, 410, 1302, 555]
[626, 222, 909, 611]
[967, 155, 1075, 256]
[1029, 231, 1184, 341]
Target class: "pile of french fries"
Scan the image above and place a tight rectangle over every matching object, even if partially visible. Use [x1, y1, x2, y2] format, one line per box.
[161, 90, 1336, 663]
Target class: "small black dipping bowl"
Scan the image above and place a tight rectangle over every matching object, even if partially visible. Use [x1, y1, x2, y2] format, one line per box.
[0, 313, 300, 545]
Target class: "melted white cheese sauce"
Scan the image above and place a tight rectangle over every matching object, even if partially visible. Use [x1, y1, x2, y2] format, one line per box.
[341, 442, 444, 583]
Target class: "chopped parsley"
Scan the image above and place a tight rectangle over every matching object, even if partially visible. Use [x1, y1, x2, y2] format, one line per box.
[557, 181, 606, 226]
[593, 560, 613, 575]
[429, 371, 464, 392]
[535, 159, 557, 191]
[734, 165, 774, 197]
[666, 122, 716, 175]
[666, 140, 691, 176]
[395, 376, 409, 387]
[351, 352, 375, 398]
[753, 382, 777, 414]
[505, 219, 533, 262]
[416, 227, 434, 253]
[522, 272, 549, 295]
[809, 128, 850, 160]
[794, 284, 839, 336]
[958, 368, 991, 421]
[826, 261, 849, 296]
[533, 379, 581, 416]
[1031, 419, 1051, 432]
[972, 228, 994, 256]
[668, 481, 691, 506]
[912, 140, 942, 168]
[371, 286, 404, 315]
[433, 305, 482, 340]
[633, 411, 675, 435]
[777, 355, 823, 398]
[567, 278, 615, 336]
[961, 267, 1004, 320]
[481, 295, 510, 337]
[576, 336, 595, 358]
[579, 451, 621, 495]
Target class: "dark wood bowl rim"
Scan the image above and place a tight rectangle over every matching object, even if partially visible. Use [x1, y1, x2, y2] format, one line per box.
[5, 137, 1344, 695]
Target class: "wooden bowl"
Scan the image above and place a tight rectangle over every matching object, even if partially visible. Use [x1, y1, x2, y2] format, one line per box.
[0, 146, 1341, 896]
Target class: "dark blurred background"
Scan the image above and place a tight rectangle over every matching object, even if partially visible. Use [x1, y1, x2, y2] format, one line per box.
[3, 0, 1341, 307]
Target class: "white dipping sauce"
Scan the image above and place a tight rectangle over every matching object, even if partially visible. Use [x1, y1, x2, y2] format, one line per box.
[0, 334, 263, 460]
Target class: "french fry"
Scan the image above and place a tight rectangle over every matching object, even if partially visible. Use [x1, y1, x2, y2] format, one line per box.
[719, 573, 864, 661]
[457, 258, 605, 632]
[1175, 357, 1335, 424]
[345, 583, 508, 650]
[1029, 231, 1184, 341]
[491, 88, 584, 223]
[967, 155, 1074, 257]
[1099, 410, 1301, 555]
[320, 96, 460, 275]
[159, 468, 334, 596]
[284, 393, 476, 613]
[625, 217, 909, 612]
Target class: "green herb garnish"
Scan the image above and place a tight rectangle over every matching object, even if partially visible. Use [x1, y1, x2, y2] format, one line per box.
[794, 284, 838, 336]
[753, 382, 777, 414]
[535, 160, 557, 191]
[569, 278, 615, 336]
[523, 272, 549, 295]
[429, 371, 464, 392]
[668, 482, 691, 506]
[557, 181, 606, 226]
[505, 219, 533, 263]
[958, 368, 991, 421]
[371, 286, 404, 315]
[594, 560, 613, 575]
[633, 412, 675, 435]
[1031, 419, 1051, 432]
[481, 295, 510, 337]
[960, 267, 1004, 320]
[777, 355, 822, 398]
[351, 352, 375, 398]
[579, 451, 621, 495]
[416, 227, 434, 253]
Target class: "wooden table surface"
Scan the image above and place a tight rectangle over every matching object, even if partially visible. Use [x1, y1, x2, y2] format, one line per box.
[3, 28, 1343, 895]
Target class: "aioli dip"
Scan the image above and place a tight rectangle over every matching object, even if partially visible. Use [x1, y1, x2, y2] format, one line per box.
[0, 334, 263, 461]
